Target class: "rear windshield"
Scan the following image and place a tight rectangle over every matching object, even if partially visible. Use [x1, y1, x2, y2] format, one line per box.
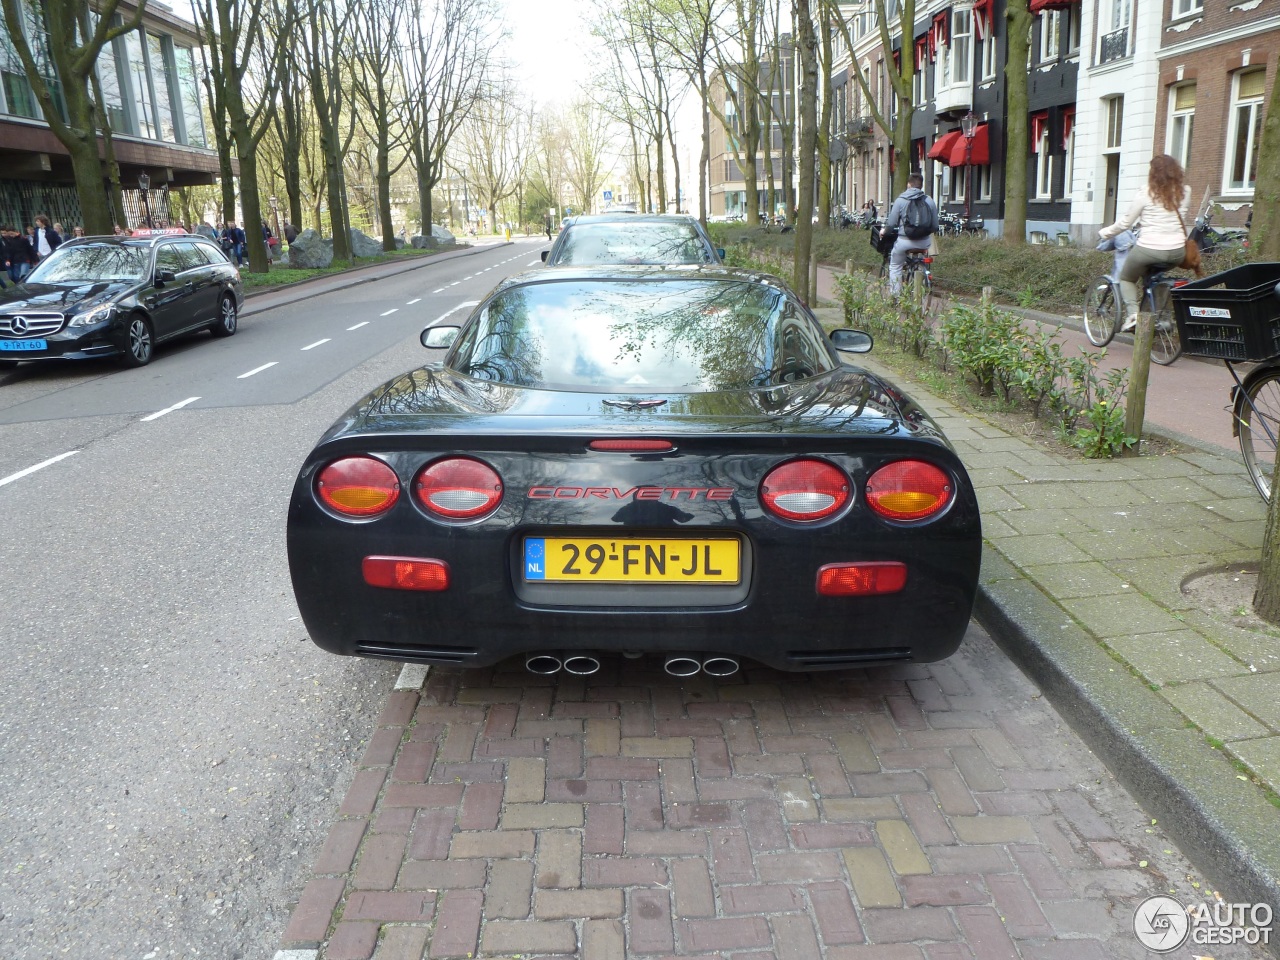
[553, 222, 714, 265]
[448, 278, 838, 393]
[28, 244, 148, 283]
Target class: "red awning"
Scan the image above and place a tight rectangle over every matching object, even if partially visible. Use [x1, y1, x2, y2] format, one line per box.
[972, 0, 994, 39]
[1030, 0, 1079, 12]
[928, 130, 964, 161]
[1062, 107, 1075, 150]
[948, 123, 991, 166]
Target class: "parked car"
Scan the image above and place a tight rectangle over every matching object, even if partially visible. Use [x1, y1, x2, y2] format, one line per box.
[0, 233, 243, 368]
[540, 213, 724, 266]
[286, 265, 982, 676]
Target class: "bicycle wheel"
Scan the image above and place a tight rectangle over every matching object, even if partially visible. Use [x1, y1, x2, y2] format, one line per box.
[1083, 277, 1119, 346]
[1149, 288, 1182, 366]
[1238, 369, 1280, 501]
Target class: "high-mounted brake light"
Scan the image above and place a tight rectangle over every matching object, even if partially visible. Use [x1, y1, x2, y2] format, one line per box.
[414, 457, 503, 520]
[588, 439, 675, 452]
[817, 562, 908, 596]
[316, 456, 400, 518]
[865, 460, 952, 521]
[760, 459, 851, 522]
[363, 556, 450, 591]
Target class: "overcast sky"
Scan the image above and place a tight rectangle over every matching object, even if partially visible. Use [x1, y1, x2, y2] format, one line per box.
[499, 0, 598, 108]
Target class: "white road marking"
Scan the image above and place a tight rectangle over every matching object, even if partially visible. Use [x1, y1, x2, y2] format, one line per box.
[394, 664, 430, 689]
[430, 300, 480, 325]
[238, 362, 278, 379]
[140, 396, 200, 422]
[406, 298, 422, 304]
[0, 450, 78, 488]
[432, 287, 445, 293]
[448, 281, 461, 286]
[301, 338, 330, 350]
[380, 308, 398, 316]
[347, 322, 369, 330]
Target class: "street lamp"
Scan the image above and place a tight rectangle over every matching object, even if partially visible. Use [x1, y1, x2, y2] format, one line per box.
[960, 111, 978, 229]
[137, 171, 152, 228]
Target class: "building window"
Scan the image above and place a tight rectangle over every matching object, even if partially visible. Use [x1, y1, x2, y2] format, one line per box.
[1036, 125, 1054, 199]
[1167, 82, 1195, 171]
[147, 33, 177, 142]
[1066, 8, 1081, 55]
[980, 34, 998, 81]
[1039, 11, 1061, 63]
[174, 46, 206, 148]
[1226, 69, 1265, 193]
[978, 164, 992, 201]
[951, 9, 972, 86]
[1064, 110, 1076, 194]
[1104, 96, 1123, 150]
[123, 29, 157, 138]
[0, 5, 64, 121]
[1173, 0, 1203, 16]
[1099, 0, 1131, 63]
[96, 32, 129, 134]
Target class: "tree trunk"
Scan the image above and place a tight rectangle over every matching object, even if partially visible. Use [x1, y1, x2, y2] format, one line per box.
[1249, 69, 1279, 260]
[377, 141, 395, 250]
[793, 0, 819, 304]
[1002, 0, 1034, 244]
[1255, 452, 1280, 621]
[699, 77, 710, 223]
[234, 146, 269, 273]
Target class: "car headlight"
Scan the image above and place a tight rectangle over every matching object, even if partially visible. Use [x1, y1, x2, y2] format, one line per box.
[70, 303, 116, 327]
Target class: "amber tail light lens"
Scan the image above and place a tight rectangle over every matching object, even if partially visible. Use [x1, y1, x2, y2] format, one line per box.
[817, 561, 908, 596]
[865, 460, 953, 521]
[760, 459, 851, 522]
[363, 556, 450, 591]
[414, 457, 503, 520]
[316, 457, 400, 518]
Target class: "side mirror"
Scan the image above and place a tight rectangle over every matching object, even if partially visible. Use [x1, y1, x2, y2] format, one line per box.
[155, 269, 177, 285]
[421, 325, 460, 350]
[829, 328, 873, 354]
[540, 251, 549, 262]
[716, 248, 726, 259]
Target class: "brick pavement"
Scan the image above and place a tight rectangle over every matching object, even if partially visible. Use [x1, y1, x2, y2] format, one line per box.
[275, 629, 1262, 959]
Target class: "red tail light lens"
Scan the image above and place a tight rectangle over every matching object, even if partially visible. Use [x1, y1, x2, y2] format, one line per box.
[363, 556, 450, 591]
[865, 460, 953, 521]
[589, 439, 675, 452]
[817, 562, 908, 596]
[760, 459, 851, 521]
[316, 456, 400, 517]
[414, 457, 503, 520]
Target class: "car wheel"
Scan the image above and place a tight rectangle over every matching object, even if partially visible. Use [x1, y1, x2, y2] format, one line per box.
[119, 314, 154, 367]
[210, 294, 238, 338]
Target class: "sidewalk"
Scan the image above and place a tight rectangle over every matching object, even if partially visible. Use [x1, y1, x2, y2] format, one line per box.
[807, 274, 1280, 921]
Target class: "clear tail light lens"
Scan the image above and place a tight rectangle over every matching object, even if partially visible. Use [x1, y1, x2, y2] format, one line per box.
[316, 456, 400, 518]
[865, 460, 953, 521]
[817, 562, 908, 596]
[760, 459, 851, 521]
[363, 556, 450, 591]
[414, 457, 503, 520]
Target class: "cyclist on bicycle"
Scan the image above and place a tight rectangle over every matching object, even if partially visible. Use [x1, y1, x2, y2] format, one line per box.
[881, 174, 937, 296]
[1098, 154, 1191, 332]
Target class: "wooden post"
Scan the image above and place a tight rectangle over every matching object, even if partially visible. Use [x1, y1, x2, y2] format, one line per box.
[846, 258, 853, 275]
[981, 285, 994, 303]
[1123, 313, 1153, 456]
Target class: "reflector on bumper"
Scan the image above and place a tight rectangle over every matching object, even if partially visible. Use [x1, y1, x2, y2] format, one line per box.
[363, 556, 450, 591]
[816, 562, 907, 596]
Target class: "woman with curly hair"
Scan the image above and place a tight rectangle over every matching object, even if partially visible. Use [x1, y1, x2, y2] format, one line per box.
[1098, 154, 1192, 331]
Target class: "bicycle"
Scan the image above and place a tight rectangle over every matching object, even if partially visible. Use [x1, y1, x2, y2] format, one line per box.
[1082, 269, 1184, 365]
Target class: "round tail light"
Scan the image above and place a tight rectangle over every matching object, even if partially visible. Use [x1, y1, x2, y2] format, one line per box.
[865, 460, 953, 521]
[760, 459, 851, 522]
[414, 457, 503, 520]
[316, 456, 400, 518]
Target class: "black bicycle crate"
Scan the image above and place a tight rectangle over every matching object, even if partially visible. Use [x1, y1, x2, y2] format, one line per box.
[1172, 262, 1280, 361]
[871, 227, 898, 256]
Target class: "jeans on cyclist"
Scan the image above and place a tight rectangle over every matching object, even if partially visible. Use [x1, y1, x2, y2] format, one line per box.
[889, 234, 931, 296]
[1117, 245, 1183, 329]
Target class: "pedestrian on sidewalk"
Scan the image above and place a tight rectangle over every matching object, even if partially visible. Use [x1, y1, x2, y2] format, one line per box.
[1098, 154, 1191, 333]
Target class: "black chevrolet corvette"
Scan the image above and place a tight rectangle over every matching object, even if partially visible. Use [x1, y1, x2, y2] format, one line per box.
[287, 266, 981, 675]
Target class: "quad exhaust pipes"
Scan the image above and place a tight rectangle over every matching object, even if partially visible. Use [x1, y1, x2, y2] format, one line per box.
[525, 653, 739, 677]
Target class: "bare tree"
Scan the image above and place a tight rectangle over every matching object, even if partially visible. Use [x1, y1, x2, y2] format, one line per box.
[459, 87, 530, 231]
[300, 0, 355, 259]
[707, 0, 768, 224]
[0, 0, 146, 233]
[1002, 0, 1034, 244]
[794, 0, 819, 302]
[193, 0, 291, 272]
[405, 0, 500, 239]
[563, 99, 615, 215]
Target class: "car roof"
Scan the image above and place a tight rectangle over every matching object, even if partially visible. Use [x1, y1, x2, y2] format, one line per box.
[564, 213, 704, 227]
[60, 234, 213, 249]
[488, 263, 789, 295]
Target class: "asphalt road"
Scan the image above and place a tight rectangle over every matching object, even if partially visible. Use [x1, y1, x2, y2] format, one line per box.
[0, 239, 544, 960]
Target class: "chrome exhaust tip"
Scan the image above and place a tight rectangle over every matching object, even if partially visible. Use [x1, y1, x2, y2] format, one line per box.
[701, 656, 740, 677]
[562, 655, 601, 676]
[663, 655, 702, 677]
[525, 654, 563, 675]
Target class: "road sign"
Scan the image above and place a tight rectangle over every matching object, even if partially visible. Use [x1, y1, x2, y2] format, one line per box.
[603, 190, 613, 201]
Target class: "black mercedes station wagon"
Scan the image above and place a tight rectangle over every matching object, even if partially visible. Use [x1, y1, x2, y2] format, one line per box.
[0, 233, 244, 368]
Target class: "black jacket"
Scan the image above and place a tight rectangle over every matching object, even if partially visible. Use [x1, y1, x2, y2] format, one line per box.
[6, 234, 37, 266]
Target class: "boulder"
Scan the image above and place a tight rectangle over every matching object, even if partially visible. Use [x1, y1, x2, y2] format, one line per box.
[287, 228, 333, 269]
[394, 237, 406, 250]
[430, 224, 456, 244]
[410, 234, 436, 249]
[348, 227, 385, 258]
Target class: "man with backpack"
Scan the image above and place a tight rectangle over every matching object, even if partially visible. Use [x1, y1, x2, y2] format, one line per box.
[881, 173, 938, 296]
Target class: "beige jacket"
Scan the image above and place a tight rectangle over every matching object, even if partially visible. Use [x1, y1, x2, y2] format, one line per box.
[1098, 185, 1192, 252]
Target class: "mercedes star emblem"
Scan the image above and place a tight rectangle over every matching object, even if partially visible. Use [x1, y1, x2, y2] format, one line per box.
[10, 316, 28, 334]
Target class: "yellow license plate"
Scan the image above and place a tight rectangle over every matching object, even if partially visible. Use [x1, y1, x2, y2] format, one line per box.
[523, 537, 740, 584]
